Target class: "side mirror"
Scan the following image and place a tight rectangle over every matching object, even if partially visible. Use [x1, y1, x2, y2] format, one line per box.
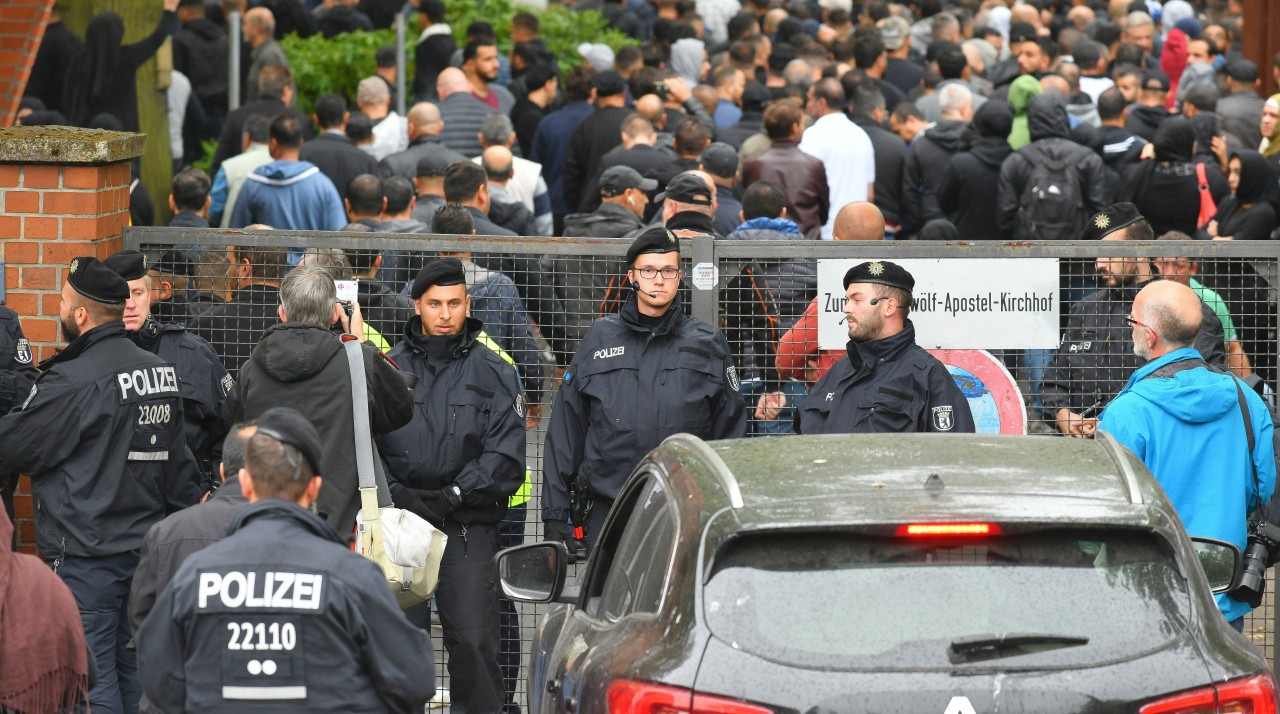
[495, 541, 568, 603]
[1191, 537, 1243, 595]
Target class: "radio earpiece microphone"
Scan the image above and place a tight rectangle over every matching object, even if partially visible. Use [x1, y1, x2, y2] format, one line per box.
[631, 280, 658, 299]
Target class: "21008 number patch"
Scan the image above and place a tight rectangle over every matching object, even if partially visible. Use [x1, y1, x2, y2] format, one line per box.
[227, 621, 297, 651]
[137, 403, 171, 425]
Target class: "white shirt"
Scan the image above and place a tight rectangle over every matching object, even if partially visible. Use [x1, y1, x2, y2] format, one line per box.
[799, 112, 876, 240]
[365, 112, 410, 161]
[1080, 76, 1115, 105]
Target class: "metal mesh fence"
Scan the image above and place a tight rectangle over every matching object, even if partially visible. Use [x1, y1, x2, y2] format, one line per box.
[126, 227, 1280, 707]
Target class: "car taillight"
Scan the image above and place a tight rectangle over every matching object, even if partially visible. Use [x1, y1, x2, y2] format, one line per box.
[895, 522, 1002, 537]
[607, 679, 773, 714]
[1139, 674, 1278, 714]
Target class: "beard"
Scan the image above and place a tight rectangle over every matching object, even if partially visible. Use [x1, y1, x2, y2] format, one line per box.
[1132, 338, 1150, 360]
[848, 310, 883, 343]
[60, 314, 80, 341]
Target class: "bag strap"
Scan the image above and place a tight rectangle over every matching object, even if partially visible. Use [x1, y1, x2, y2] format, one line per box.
[343, 338, 378, 491]
[1143, 358, 1256, 483]
[1196, 161, 1209, 190]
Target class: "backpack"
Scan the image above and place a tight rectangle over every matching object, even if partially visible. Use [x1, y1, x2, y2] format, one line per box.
[1015, 143, 1085, 241]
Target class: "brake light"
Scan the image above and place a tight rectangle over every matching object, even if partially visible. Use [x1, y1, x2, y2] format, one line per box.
[896, 523, 1002, 537]
[607, 680, 773, 714]
[1139, 674, 1278, 714]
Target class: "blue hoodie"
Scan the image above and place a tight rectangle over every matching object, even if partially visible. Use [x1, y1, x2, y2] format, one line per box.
[228, 159, 347, 233]
[1100, 347, 1276, 622]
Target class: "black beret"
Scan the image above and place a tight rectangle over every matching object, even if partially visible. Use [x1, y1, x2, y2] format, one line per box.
[411, 257, 466, 299]
[842, 260, 914, 292]
[154, 249, 194, 276]
[102, 250, 147, 281]
[255, 407, 324, 479]
[626, 226, 680, 265]
[1083, 202, 1143, 240]
[68, 256, 129, 304]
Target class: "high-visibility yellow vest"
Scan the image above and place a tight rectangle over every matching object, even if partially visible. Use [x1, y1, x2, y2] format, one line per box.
[475, 331, 532, 509]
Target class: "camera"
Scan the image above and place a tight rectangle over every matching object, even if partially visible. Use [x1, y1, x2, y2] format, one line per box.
[338, 300, 354, 319]
[1232, 519, 1280, 608]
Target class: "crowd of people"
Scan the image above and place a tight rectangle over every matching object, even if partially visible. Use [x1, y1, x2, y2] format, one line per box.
[5, 0, 1280, 712]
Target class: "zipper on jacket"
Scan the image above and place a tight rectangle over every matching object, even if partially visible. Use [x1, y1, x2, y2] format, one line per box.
[53, 536, 66, 572]
[460, 524, 468, 557]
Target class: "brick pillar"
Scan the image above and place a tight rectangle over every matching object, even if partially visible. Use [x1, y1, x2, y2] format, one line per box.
[0, 125, 145, 553]
[0, 0, 54, 127]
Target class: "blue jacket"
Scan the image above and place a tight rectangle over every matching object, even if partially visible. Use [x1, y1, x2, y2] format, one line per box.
[1100, 347, 1276, 622]
[228, 159, 347, 232]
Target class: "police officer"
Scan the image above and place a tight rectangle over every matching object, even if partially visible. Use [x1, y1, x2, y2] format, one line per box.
[0, 257, 200, 714]
[136, 407, 436, 712]
[544, 226, 748, 556]
[795, 261, 975, 434]
[0, 306, 38, 530]
[377, 258, 525, 714]
[105, 250, 233, 492]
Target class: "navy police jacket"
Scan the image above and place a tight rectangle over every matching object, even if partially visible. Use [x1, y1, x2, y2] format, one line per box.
[543, 292, 748, 522]
[378, 316, 525, 525]
[796, 321, 976, 435]
[0, 322, 201, 559]
[136, 499, 436, 713]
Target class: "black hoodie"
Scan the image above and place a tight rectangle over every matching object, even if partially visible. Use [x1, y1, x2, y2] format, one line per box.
[902, 119, 973, 234]
[227, 323, 413, 533]
[938, 101, 1014, 240]
[173, 17, 229, 113]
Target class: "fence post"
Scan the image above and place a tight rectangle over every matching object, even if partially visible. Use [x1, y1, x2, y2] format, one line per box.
[689, 233, 717, 326]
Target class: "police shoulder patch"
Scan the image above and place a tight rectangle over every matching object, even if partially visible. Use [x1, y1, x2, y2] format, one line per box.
[726, 365, 740, 392]
[514, 393, 526, 418]
[220, 373, 235, 396]
[14, 338, 31, 365]
[932, 405, 955, 431]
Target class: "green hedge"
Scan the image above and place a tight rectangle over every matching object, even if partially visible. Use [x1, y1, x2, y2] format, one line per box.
[280, 4, 636, 117]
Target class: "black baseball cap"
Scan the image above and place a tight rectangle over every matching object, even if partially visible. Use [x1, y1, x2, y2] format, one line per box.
[699, 142, 739, 179]
[656, 172, 714, 206]
[68, 256, 129, 304]
[1142, 68, 1170, 92]
[599, 166, 657, 197]
[255, 407, 324, 479]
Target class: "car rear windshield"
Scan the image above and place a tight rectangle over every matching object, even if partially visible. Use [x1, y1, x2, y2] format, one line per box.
[704, 529, 1191, 670]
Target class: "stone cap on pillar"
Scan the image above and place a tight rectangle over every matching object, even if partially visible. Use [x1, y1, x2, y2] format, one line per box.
[0, 126, 146, 164]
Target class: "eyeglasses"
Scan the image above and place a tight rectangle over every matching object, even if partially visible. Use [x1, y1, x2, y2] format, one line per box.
[1125, 315, 1159, 340]
[636, 266, 681, 280]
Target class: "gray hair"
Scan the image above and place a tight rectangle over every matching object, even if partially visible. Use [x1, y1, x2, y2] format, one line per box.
[1125, 10, 1155, 29]
[937, 83, 973, 119]
[357, 76, 390, 105]
[1142, 298, 1200, 348]
[479, 113, 515, 147]
[280, 265, 338, 327]
[299, 248, 353, 280]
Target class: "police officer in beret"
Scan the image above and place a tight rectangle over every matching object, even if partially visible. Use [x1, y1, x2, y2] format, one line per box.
[0, 305, 38, 532]
[795, 261, 975, 434]
[544, 226, 747, 555]
[1043, 203, 1226, 437]
[105, 250, 233, 493]
[136, 407, 436, 713]
[0, 257, 201, 714]
[376, 258, 525, 714]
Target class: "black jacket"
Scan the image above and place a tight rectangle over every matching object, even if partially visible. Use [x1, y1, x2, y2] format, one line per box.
[173, 17, 229, 115]
[902, 119, 972, 234]
[1042, 281, 1226, 418]
[0, 307, 38, 416]
[136, 499, 436, 713]
[132, 318, 233, 489]
[938, 136, 1012, 241]
[1099, 125, 1147, 179]
[543, 293, 747, 521]
[23, 21, 83, 115]
[413, 28, 456, 102]
[562, 106, 633, 215]
[0, 322, 201, 559]
[212, 99, 314, 177]
[227, 323, 413, 532]
[795, 322, 976, 434]
[128, 474, 249, 631]
[299, 132, 380, 200]
[852, 116, 907, 227]
[376, 136, 466, 184]
[357, 279, 415, 343]
[1125, 104, 1171, 143]
[997, 95, 1110, 241]
[190, 284, 282, 376]
[579, 143, 677, 213]
[379, 317, 525, 525]
[718, 111, 764, 150]
[563, 201, 646, 239]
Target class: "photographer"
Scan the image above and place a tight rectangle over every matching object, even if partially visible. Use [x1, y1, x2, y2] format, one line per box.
[226, 265, 412, 535]
[1099, 280, 1276, 631]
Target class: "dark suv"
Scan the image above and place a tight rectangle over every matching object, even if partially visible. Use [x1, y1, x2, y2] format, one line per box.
[498, 433, 1276, 714]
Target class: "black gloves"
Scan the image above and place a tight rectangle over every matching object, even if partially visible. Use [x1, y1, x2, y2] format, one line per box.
[389, 483, 458, 530]
[544, 520, 585, 561]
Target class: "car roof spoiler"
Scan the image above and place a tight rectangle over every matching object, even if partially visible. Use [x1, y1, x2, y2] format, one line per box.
[1093, 430, 1145, 506]
[665, 434, 744, 509]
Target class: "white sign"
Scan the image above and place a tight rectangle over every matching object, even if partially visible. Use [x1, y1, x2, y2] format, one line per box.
[817, 259, 1060, 350]
[334, 279, 359, 303]
[691, 262, 719, 290]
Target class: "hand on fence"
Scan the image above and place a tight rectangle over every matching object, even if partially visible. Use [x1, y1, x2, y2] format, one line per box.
[1055, 408, 1098, 439]
[755, 391, 786, 421]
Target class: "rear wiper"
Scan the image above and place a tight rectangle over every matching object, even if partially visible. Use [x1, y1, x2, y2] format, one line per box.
[949, 633, 1089, 662]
